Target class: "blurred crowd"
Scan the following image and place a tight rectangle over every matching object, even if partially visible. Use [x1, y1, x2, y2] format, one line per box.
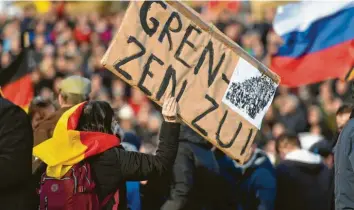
[0, 2, 349, 162]
[0, 1, 351, 210]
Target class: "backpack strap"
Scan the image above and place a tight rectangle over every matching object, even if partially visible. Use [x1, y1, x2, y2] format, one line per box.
[100, 147, 121, 208]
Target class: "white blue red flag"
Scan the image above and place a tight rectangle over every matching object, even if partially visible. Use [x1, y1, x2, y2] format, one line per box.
[271, 1, 354, 87]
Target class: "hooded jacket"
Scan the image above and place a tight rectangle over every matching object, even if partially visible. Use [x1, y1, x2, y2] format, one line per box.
[160, 125, 230, 210]
[218, 149, 276, 210]
[276, 149, 331, 210]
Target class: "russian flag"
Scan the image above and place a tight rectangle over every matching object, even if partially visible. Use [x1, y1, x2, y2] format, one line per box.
[271, 1, 354, 87]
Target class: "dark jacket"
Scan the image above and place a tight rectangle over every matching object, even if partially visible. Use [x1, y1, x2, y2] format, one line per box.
[218, 149, 276, 210]
[278, 106, 307, 133]
[276, 149, 331, 210]
[334, 118, 354, 210]
[35, 121, 180, 210]
[160, 125, 229, 210]
[0, 97, 36, 210]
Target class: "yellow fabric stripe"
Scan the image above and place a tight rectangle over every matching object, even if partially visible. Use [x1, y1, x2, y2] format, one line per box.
[33, 103, 87, 178]
[346, 68, 354, 81]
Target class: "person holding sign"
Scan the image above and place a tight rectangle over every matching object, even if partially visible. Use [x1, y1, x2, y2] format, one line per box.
[34, 97, 180, 210]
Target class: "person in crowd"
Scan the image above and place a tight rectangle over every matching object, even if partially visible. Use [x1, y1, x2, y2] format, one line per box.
[33, 75, 91, 147]
[334, 104, 354, 209]
[277, 94, 307, 134]
[160, 125, 232, 210]
[327, 104, 353, 210]
[310, 140, 334, 169]
[28, 96, 57, 128]
[34, 97, 180, 210]
[0, 89, 36, 209]
[275, 133, 331, 210]
[122, 142, 141, 210]
[118, 104, 136, 132]
[334, 104, 353, 143]
[28, 96, 57, 171]
[217, 141, 276, 210]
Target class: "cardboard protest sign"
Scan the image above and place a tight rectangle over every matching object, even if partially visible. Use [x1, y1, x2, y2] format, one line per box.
[102, 0, 280, 163]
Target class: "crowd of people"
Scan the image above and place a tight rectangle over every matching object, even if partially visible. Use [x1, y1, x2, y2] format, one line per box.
[0, 2, 353, 210]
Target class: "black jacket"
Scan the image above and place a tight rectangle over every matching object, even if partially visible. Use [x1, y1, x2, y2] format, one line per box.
[275, 149, 331, 210]
[90, 121, 180, 210]
[0, 97, 35, 210]
[34, 121, 180, 210]
[160, 125, 229, 210]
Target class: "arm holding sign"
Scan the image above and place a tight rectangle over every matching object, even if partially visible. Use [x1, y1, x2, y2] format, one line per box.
[89, 97, 181, 204]
[118, 97, 181, 180]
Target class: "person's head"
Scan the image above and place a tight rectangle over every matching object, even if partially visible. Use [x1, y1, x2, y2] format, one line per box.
[276, 133, 301, 160]
[272, 122, 286, 139]
[148, 114, 162, 134]
[77, 101, 120, 137]
[118, 104, 135, 131]
[279, 95, 298, 115]
[266, 31, 282, 55]
[28, 96, 56, 128]
[336, 104, 353, 132]
[35, 35, 46, 50]
[1, 52, 11, 67]
[310, 140, 334, 169]
[335, 79, 348, 96]
[58, 75, 91, 108]
[319, 81, 333, 102]
[224, 21, 243, 42]
[308, 105, 322, 126]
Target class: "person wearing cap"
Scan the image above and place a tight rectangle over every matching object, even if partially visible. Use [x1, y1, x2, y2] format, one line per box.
[33, 75, 91, 148]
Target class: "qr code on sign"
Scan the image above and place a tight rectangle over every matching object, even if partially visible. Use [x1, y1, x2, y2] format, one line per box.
[225, 74, 276, 120]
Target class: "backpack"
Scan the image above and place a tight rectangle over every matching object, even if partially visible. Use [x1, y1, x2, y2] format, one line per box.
[38, 161, 117, 210]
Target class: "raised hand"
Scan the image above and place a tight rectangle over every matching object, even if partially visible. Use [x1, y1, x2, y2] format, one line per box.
[162, 97, 179, 123]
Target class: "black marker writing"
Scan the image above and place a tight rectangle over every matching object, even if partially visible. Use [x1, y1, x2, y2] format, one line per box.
[140, 1, 167, 37]
[114, 36, 146, 80]
[138, 53, 164, 96]
[194, 41, 226, 87]
[215, 111, 242, 148]
[191, 94, 219, 136]
[175, 24, 201, 68]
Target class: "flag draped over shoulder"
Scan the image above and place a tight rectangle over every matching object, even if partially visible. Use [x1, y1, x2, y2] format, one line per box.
[33, 102, 120, 178]
[271, 1, 354, 87]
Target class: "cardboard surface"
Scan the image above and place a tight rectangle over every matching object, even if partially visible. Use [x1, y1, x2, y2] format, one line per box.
[102, 1, 280, 163]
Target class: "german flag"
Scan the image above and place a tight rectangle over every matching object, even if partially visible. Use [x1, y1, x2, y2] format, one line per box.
[0, 32, 35, 112]
[33, 102, 120, 178]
